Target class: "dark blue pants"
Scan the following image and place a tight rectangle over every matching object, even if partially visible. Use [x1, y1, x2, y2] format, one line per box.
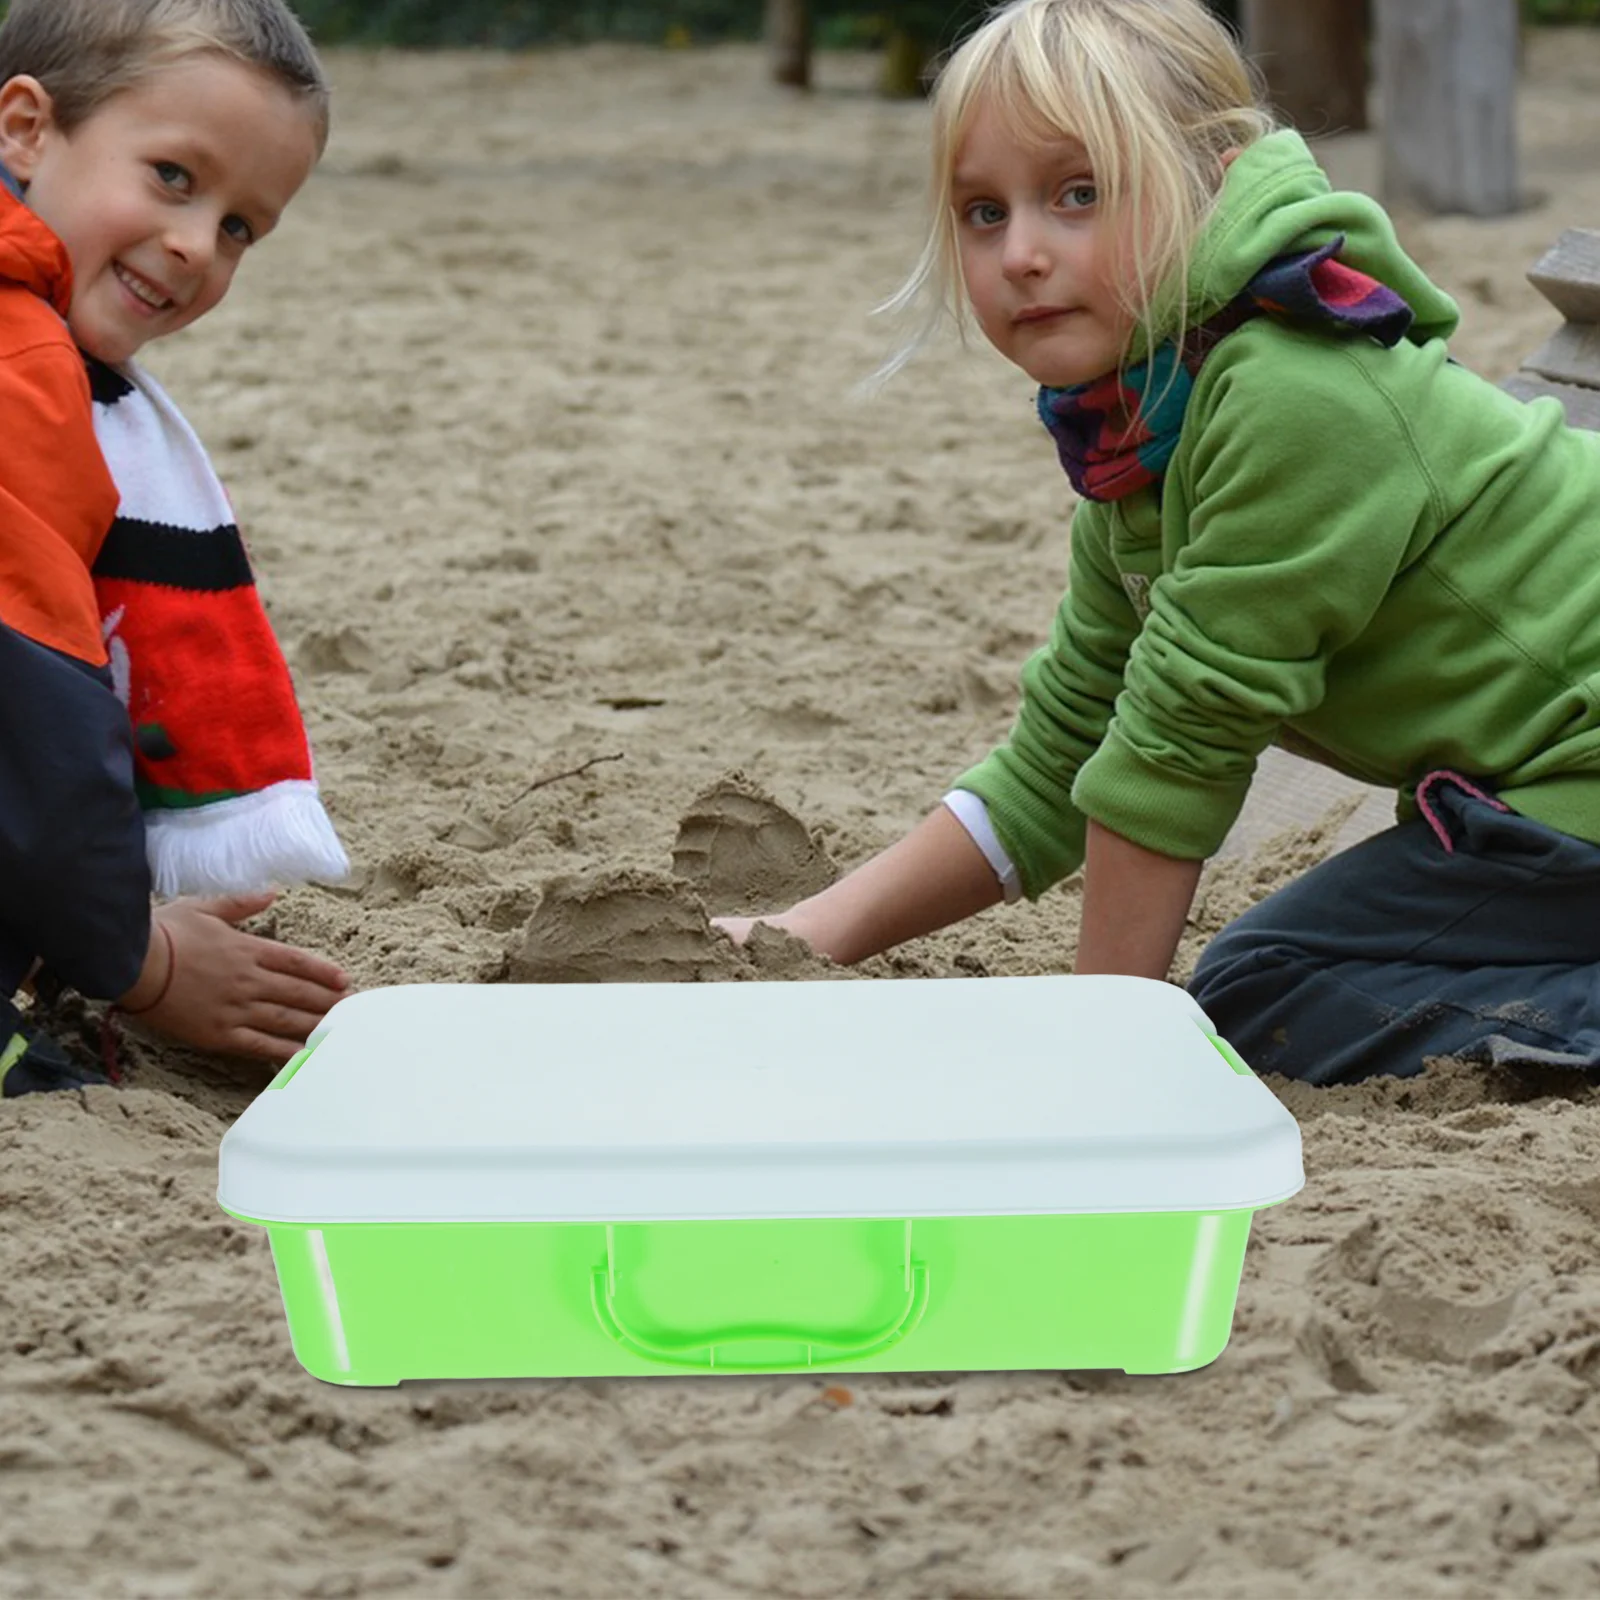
[1188, 774, 1600, 1084]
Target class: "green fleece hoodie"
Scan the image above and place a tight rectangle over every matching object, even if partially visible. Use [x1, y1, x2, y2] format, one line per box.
[956, 129, 1600, 901]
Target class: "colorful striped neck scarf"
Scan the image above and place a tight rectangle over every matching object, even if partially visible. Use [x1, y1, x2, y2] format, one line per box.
[88, 357, 350, 898]
[1037, 236, 1415, 503]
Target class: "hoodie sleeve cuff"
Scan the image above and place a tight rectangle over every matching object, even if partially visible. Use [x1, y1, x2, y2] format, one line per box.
[1071, 726, 1252, 860]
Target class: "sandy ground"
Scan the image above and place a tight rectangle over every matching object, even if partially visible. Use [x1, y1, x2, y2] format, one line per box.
[6, 34, 1600, 1600]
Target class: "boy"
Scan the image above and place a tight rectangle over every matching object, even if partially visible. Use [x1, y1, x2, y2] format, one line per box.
[0, 0, 350, 1095]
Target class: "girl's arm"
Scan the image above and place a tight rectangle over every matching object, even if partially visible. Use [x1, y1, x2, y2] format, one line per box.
[715, 805, 1003, 965]
[717, 810, 1204, 979]
[1074, 818, 1204, 979]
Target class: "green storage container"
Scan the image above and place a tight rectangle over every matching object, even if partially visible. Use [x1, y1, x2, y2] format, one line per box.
[217, 976, 1302, 1385]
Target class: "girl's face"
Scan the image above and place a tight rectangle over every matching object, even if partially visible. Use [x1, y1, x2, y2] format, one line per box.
[952, 100, 1135, 388]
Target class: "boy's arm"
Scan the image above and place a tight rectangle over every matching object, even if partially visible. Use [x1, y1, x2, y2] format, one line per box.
[0, 339, 150, 1000]
[0, 616, 152, 999]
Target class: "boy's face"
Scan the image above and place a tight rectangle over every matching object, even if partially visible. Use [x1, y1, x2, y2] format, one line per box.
[0, 55, 321, 364]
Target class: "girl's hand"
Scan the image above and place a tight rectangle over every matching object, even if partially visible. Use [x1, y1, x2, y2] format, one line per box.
[712, 911, 807, 950]
[711, 914, 760, 947]
[119, 891, 351, 1063]
[711, 809, 1004, 966]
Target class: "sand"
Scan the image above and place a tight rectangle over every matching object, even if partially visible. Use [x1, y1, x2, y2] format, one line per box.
[5, 34, 1600, 1600]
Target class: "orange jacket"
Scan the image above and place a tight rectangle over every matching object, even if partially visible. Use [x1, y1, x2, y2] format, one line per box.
[0, 182, 118, 665]
[0, 177, 149, 1001]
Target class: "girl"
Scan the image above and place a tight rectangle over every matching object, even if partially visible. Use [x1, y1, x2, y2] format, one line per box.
[717, 0, 1600, 1085]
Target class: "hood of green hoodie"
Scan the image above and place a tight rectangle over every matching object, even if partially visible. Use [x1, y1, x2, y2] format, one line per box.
[1134, 129, 1459, 361]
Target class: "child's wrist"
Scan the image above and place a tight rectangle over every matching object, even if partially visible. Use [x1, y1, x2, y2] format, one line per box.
[779, 899, 854, 965]
[119, 921, 177, 1016]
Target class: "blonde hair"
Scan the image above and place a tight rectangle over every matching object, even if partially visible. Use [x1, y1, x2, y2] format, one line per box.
[877, 0, 1272, 383]
[0, 0, 329, 151]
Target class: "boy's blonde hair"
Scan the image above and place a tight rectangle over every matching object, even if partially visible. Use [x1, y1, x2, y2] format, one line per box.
[0, 0, 329, 150]
[880, 0, 1273, 381]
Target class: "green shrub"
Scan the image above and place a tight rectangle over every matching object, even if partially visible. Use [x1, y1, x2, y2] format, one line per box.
[1521, 0, 1600, 20]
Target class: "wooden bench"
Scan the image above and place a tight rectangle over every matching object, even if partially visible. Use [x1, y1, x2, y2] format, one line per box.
[1501, 229, 1600, 432]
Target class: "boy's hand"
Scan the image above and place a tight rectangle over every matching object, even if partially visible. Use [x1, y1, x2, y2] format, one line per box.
[120, 892, 351, 1063]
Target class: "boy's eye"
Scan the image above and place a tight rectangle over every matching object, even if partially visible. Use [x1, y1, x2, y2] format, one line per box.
[221, 215, 255, 246]
[1059, 182, 1098, 210]
[153, 160, 191, 192]
[962, 199, 1006, 228]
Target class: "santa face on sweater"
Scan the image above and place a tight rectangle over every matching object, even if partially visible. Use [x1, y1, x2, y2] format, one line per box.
[0, 55, 319, 364]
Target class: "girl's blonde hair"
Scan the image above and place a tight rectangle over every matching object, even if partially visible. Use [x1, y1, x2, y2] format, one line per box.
[0, 0, 330, 151]
[878, 0, 1273, 382]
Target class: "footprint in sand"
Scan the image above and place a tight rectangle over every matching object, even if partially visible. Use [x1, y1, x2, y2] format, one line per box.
[670, 772, 837, 915]
[509, 869, 746, 984]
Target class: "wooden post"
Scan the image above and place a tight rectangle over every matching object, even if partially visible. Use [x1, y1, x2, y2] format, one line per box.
[765, 0, 811, 90]
[1375, 0, 1519, 217]
[1501, 230, 1600, 433]
[1241, 0, 1369, 134]
[878, 26, 930, 99]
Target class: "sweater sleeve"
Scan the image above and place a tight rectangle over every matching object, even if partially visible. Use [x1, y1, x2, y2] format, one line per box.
[0, 334, 149, 999]
[952, 499, 1141, 899]
[1071, 335, 1439, 860]
[0, 619, 152, 999]
[0, 340, 120, 663]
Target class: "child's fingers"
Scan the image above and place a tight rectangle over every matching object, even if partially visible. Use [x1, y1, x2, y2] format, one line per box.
[183, 889, 279, 925]
[251, 936, 350, 992]
[239, 1000, 328, 1055]
[228, 1026, 305, 1066]
[251, 960, 348, 1024]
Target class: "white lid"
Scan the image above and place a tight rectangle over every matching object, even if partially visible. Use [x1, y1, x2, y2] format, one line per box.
[218, 976, 1303, 1223]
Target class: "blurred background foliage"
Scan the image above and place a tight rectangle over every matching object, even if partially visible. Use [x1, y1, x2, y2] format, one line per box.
[287, 2, 973, 49]
[283, 2, 1239, 50]
[284, 0, 1596, 48]
[0, 0, 1588, 49]
[1522, 0, 1600, 17]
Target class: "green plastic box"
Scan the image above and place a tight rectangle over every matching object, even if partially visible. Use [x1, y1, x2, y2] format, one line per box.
[217, 976, 1302, 1385]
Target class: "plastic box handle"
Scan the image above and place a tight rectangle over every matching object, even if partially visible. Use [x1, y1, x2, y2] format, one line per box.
[590, 1225, 930, 1371]
[265, 1036, 322, 1091]
[1209, 1034, 1256, 1077]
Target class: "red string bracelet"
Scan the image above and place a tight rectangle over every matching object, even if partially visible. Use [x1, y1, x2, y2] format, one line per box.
[120, 921, 176, 1018]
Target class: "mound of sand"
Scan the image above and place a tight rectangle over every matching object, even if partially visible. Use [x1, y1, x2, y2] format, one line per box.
[671, 771, 839, 915]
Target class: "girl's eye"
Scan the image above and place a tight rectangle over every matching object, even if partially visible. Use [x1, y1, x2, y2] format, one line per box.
[221, 215, 255, 246]
[153, 161, 191, 192]
[963, 199, 1006, 228]
[1060, 182, 1098, 210]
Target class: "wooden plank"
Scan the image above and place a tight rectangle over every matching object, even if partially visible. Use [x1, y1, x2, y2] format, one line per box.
[1500, 372, 1600, 432]
[1242, 0, 1370, 133]
[1527, 229, 1600, 324]
[1375, 0, 1519, 217]
[1524, 322, 1600, 389]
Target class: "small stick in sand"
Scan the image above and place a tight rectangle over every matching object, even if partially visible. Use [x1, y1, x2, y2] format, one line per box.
[502, 752, 625, 811]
